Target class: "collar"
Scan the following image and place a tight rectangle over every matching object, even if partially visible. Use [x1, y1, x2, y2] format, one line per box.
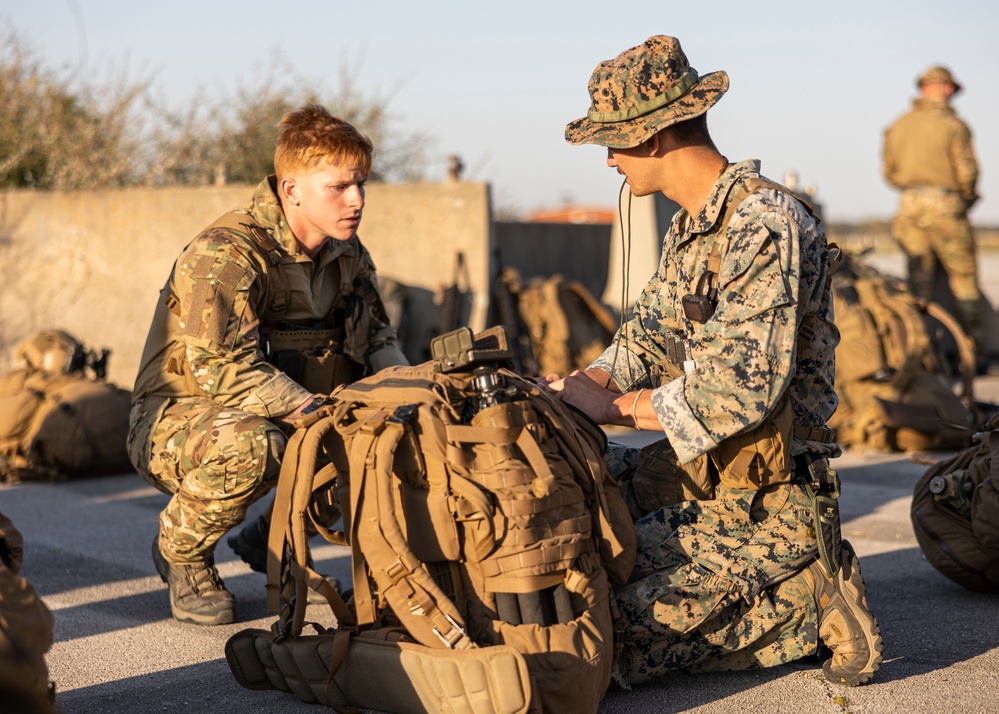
[682, 159, 761, 236]
[913, 96, 954, 114]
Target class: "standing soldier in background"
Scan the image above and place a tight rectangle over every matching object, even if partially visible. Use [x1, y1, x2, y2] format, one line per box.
[882, 66, 984, 363]
[127, 104, 407, 626]
[546, 35, 883, 688]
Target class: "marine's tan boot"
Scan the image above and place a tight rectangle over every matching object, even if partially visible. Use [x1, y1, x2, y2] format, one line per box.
[807, 540, 884, 686]
[153, 536, 235, 626]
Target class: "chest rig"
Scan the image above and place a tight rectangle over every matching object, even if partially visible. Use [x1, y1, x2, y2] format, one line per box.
[629, 176, 832, 515]
[649, 176, 819, 386]
[173, 211, 368, 395]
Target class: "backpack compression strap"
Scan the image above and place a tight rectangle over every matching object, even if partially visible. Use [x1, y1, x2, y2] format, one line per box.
[924, 300, 977, 403]
[349, 404, 475, 650]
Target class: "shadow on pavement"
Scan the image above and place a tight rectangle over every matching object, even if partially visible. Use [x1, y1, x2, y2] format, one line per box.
[48, 569, 278, 643]
[54, 659, 295, 714]
[859, 547, 999, 683]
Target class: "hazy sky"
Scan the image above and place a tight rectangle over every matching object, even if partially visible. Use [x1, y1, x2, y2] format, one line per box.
[5, 0, 998, 223]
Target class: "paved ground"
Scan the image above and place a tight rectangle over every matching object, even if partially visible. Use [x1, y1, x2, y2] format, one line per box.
[3, 374, 998, 714]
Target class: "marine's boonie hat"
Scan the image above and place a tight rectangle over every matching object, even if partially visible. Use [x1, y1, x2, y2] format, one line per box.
[565, 35, 729, 149]
[918, 66, 962, 94]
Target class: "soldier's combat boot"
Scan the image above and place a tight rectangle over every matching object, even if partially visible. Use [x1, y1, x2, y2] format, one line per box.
[227, 513, 270, 574]
[807, 539, 883, 686]
[226, 515, 338, 604]
[152, 536, 235, 626]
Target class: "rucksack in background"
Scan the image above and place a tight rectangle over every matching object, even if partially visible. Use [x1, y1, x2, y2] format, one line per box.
[493, 268, 618, 378]
[828, 251, 982, 452]
[225, 327, 636, 714]
[0, 330, 133, 483]
[910, 412, 999, 592]
[0, 510, 56, 713]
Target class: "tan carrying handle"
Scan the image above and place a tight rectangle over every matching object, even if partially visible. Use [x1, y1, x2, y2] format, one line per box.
[924, 300, 977, 403]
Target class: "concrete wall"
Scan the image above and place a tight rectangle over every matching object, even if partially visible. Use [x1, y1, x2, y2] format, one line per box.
[493, 188, 681, 320]
[493, 221, 612, 300]
[0, 182, 493, 387]
[0, 181, 678, 390]
[601, 188, 681, 315]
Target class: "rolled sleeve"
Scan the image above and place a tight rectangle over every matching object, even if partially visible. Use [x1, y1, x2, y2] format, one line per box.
[652, 377, 718, 464]
[589, 342, 652, 391]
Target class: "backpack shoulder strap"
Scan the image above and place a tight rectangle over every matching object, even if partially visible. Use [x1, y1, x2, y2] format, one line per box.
[924, 300, 977, 402]
[346, 403, 475, 650]
[203, 210, 292, 323]
[685, 177, 801, 321]
[266, 408, 356, 635]
[706, 176, 816, 275]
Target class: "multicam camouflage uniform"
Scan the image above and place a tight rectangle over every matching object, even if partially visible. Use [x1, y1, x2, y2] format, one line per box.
[882, 95, 982, 344]
[592, 160, 840, 687]
[128, 176, 402, 565]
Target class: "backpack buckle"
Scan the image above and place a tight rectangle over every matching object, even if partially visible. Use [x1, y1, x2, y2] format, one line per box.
[433, 613, 469, 649]
[387, 404, 418, 426]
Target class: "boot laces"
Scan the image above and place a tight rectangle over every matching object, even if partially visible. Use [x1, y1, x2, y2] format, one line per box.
[183, 561, 225, 596]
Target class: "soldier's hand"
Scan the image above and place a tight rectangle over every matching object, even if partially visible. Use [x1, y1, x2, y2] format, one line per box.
[536, 373, 562, 394]
[277, 394, 332, 432]
[547, 370, 621, 425]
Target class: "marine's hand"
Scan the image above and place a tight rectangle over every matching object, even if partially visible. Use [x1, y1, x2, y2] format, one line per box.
[535, 373, 562, 391]
[547, 370, 624, 425]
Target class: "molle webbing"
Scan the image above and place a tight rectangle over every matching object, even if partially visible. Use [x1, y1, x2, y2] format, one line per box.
[261, 325, 355, 395]
[201, 210, 292, 324]
[650, 330, 693, 383]
[248, 359, 635, 713]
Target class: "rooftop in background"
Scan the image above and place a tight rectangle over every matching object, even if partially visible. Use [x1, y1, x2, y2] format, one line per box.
[525, 206, 616, 224]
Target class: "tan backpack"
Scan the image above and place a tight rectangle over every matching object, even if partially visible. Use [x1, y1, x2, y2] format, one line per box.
[496, 269, 618, 378]
[828, 253, 980, 452]
[910, 413, 999, 592]
[0, 511, 57, 712]
[225, 327, 636, 713]
[0, 331, 133, 483]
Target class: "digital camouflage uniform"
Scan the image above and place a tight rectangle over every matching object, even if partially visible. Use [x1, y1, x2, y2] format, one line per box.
[128, 176, 402, 566]
[882, 94, 981, 344]
[592, 160, 840, 687]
